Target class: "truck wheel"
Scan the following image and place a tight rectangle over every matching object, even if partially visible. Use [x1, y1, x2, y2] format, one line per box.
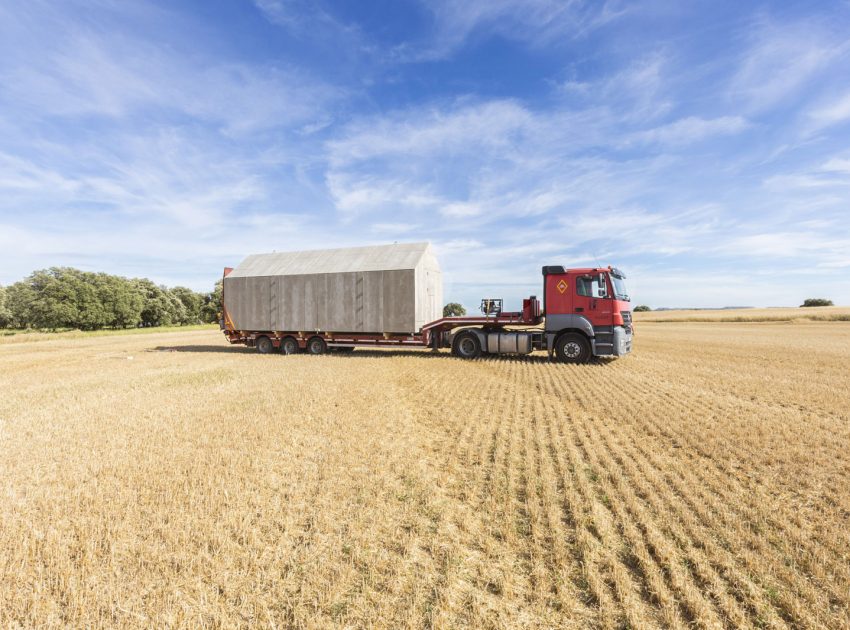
[256, 336, 274, 355]
[555, 333, 591, 364]
[452, 332, 481, 359]
[280, 336, 299, 355]
[307, 337, 327, 355]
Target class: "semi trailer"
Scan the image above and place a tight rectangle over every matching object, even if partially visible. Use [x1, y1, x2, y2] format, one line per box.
[220, 242, 633, 363]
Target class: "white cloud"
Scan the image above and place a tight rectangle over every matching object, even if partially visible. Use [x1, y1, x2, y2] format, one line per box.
[370, 222, 420, 234]
[728, 18, 847, 112]
[0, 8, 339, 134]
[328, 100, 533, 166]
[406, 0, 627, 61]
[629, 116, 749, 146]
[717, 231, 850, 267]
[763, 173, 850, 190]
[807, 90, 850, 132]
[251, 0, 377, 67]
[326, 173, 442, 218]
[0, 132, 272, 231]
[821, 157, 850, 174]
[253, 0, 298, 27]
[440, 202, 482, 218]
[763, 157, 850, 192]
[561, 53, 672, 123]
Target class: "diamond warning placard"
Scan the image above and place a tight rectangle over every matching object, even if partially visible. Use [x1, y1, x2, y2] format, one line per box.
[557, 279, 568, 294]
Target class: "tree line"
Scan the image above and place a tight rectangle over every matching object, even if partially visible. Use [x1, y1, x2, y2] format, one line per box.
[0, 267, 222, 331]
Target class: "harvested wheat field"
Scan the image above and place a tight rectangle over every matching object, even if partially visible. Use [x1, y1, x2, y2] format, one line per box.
[633, 305, 850, 323]
[2, 321, 849, 628]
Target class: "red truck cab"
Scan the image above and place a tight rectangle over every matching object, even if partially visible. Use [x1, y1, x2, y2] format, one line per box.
[542, 266, 633, 361]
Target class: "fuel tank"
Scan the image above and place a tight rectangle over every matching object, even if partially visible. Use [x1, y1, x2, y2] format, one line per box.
[486, 332, 533, 354]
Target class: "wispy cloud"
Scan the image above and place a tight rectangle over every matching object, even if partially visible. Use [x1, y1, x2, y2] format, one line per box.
[398, 0, 627, 61]
[0, 30, 340, 134]
[806, 90, 850, 133]
[728, 16, 849, 113]
[821, 157, 850, 174]
[629, 116, 749, 146]
[328, 100, 533, 165]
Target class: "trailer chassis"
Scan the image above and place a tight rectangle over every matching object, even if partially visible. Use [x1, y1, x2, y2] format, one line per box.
[222, 302, 545, 356]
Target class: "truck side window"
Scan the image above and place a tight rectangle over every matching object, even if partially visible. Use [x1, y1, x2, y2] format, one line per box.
[577, 276, 606, 297]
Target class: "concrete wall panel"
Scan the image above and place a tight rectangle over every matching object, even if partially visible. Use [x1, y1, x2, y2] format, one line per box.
[227, 276, 270, 331]
[360, 271, 384, 332]
[414, 248, 442, 330]
[382, 269, 414, 333]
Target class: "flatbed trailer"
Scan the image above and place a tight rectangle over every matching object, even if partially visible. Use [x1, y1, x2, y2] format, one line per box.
[223, 297, 542, 352]
[222, 263, 633, 363]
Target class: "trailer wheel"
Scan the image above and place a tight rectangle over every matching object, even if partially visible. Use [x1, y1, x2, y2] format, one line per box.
[256, 336, 274, 355]
[555, 333, 591, 364]
[452, 332, 482, 359]
[280, 336, 299, 355]
[307, 337, 327, 355]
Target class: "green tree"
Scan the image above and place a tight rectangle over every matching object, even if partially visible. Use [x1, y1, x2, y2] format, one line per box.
[25, 268, 82, 330]
[134, 279, 174, 327]
[4, 281, 37, 329]
[3, 268, 212, 331]
[73, 270, 109, 330]
[801, 298, 833, 307]
[200, 279, 223, 324]
[0, 285, 10, 328]
[163, 288, 188, 325]
[21, 268, 110, 330]
[94, 273, 144, 328]
[443, 302, 466, 317]
[170, 286, 203, 325]
[633, 305, 651, 312]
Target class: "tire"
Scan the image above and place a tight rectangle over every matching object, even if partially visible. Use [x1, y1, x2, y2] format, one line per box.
[452, 332, 482, 359]
[256, 336, 274, 355]
[280, 336, 299, 355]
[307, 336, 327, 355]
[555, 333, 591, 364]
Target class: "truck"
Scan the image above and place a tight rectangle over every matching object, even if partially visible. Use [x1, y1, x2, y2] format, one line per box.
[220, 242, 632, 363]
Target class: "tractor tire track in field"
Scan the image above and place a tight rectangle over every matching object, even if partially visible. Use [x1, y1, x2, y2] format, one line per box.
[548, 364, 831, 628]
[584, 367, 847, 625]
[394, 348, 849, 629]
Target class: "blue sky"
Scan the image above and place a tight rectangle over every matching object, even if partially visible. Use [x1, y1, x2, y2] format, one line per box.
[1, 0, 850, 309]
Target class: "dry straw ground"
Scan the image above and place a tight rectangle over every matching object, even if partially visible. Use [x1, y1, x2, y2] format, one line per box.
[634, 305, 850, 323]
[1, 319, 849, 628]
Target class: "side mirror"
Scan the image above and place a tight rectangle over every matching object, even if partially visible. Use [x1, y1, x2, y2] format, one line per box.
[597, 273, 607, 297]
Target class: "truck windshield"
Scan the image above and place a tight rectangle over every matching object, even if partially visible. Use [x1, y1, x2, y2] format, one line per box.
[611, 275, 629, 301]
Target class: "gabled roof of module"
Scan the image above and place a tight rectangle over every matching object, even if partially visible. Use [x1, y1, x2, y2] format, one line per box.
[228, 242, 435, 278]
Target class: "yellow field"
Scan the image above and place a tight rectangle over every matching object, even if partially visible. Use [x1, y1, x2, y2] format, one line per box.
[2, 322, 849, 628]
[634, 305, 850, 323]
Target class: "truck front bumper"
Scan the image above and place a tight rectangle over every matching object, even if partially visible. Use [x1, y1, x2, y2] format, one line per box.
[613, 326, 632, 356]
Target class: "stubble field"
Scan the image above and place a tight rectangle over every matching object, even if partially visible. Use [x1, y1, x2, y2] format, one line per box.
[1, 319, 849, 628]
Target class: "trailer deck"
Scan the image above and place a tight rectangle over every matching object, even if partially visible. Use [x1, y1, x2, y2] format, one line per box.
[222, 304, 543, 352]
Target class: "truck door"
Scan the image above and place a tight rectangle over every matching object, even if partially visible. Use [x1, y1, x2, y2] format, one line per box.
[574, 273, 612, 327]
